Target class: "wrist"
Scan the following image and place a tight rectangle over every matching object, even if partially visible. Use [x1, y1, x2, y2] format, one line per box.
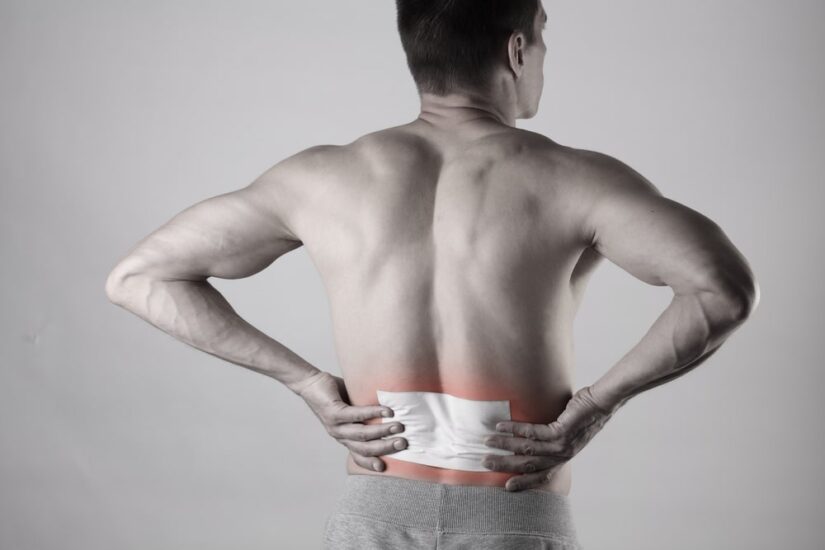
[285, 366, 324, 396]
[586, 382, 625, 415]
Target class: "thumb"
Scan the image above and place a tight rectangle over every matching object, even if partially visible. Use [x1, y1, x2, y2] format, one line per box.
[334, 375, 351, 404]
[556, 387, 606, 427]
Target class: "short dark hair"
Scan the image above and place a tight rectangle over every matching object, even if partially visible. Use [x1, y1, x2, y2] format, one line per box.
[396, 0, 541, 95]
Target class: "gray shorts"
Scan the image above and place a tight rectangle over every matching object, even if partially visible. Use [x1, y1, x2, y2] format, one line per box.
[322, 475, 582, 549]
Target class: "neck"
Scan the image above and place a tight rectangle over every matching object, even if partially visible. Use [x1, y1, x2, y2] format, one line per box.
[417, 89, 516, 128]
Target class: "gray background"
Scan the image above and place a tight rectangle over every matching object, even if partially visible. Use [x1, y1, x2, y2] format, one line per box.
[1, 1, 822, 549]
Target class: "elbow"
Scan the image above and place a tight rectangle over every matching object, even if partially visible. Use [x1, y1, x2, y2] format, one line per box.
[739, 275, 760, 319]
[711, 273, 760, 327]
[104, 264, 131, 307]
[104, 256, 147, 308]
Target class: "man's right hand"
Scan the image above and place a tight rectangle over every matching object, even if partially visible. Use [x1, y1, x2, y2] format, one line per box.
[294, 371, 408, 472]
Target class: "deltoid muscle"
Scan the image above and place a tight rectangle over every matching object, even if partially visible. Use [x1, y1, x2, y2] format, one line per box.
[376, 390, 514, 472]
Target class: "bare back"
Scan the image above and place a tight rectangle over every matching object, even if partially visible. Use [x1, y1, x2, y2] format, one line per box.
[285, 119, 603, 493]
[108, 111, 755, 495]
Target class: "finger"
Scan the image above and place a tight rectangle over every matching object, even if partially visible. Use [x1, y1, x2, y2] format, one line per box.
[341, 437, 408, 457]
[482, 454, 559, 474]
[505, 470, 555, 492]
[485, 435, 556, 455]
[333, 404, 394, 424]
[331, 421, 405, 441]
[495, 421, 556, 441]
[350, 452, 386, 472]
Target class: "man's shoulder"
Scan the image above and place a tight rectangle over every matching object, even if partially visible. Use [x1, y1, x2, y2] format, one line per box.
[463, 129, 591, 186]
[512, 138, 663, 198]
[276, 127, 429, 172]
[498, 133, 602, 173]
[466, 128, 595, 175]
[251, 143, 357, 192]
[560, 146, 663, 199]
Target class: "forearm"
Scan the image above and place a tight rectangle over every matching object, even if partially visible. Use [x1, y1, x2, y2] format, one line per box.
[107, 274, 321, 393]
[589, 290, 750, 412]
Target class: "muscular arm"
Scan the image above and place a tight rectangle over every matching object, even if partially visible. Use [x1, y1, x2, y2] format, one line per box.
[574, 149, 760, 412]
[480, 149, 760, 490]
[104, 148, 323, 393]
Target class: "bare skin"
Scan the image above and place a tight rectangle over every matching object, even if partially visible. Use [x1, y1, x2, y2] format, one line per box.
[105, 2, 758, 495]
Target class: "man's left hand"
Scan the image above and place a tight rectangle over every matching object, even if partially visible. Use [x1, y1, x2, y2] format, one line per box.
[482, 385, 616, 491]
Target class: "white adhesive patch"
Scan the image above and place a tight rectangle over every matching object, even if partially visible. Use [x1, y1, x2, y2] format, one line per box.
[376, 390, 514, 472]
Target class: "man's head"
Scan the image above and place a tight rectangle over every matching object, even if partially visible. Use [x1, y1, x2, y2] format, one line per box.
[396, 0, 547, 119]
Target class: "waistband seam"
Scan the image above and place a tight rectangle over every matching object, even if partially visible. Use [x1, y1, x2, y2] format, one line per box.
[346, 474, 572, 500]
[435, 482, 446, 532]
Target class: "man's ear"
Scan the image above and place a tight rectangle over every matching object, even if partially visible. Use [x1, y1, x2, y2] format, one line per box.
[507, 33, 526, 78]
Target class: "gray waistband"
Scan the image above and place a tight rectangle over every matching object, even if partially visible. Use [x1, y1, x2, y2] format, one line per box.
[331, 474, 579, 542]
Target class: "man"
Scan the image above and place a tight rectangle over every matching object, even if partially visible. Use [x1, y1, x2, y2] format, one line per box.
[105, 0, 759, 548]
